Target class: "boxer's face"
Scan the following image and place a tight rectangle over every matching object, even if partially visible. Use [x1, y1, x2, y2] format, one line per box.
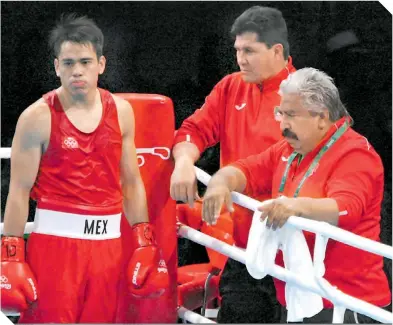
[234, 32, 283, 83]
[54, 41, 106, 97]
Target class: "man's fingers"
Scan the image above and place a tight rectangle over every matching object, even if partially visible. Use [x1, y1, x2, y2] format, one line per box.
[266, 215, 273, 228]
[266, 205, 277, 229]
[210, 197, 219, 224]
[212, 197, 225, 225]
[225, 192, 234, 213]
[172, 183, 184, 202]
[202, 198, 212, 224]
[260, 211, 269, 221]
[194, 182, 201, 201]
[169, 168, 181, 200]
[263, 204, 288, 230]
[177, 186, 187, 203]
[271, 217, 280, 231]
[269, 208, 280, 230]
[171, 184, 180, 201]
[278, 218, 287, 229]
[187, 183, 195, 208]
[202, 195, 223, 225]
[202, 200, 207, 223]
[207, 199, 216, 225]
[259, 201, 275, 227]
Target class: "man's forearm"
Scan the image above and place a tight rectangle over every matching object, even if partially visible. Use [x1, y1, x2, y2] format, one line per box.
[172, 142, 200, 165]
[122, 180, 149, 225]
[3, 189, 30, 237]
[296, 197, 340, 225]
[209, 166, 247, 193]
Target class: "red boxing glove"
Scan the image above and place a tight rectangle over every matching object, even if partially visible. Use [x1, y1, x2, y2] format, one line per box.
[127, 223, 169, 298]
[1, 236, 38, 313]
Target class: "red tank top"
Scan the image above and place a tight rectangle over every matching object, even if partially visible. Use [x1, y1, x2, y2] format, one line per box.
[30, 88, 123, 215]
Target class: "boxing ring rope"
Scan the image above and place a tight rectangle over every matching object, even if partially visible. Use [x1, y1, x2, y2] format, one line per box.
[178, 306, 216, 324]
[190, 166, 393, 324]
[0, 148, 11, 158]
[1, 148, 392, 323]
[178, 225, 393, 323]
[194, 167, 393, 260]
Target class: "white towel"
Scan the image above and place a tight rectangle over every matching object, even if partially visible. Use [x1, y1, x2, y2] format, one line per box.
[246, 210, 323, 322]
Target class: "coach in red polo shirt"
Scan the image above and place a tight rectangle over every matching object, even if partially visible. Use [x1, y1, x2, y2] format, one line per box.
[202, 67, 391, 323]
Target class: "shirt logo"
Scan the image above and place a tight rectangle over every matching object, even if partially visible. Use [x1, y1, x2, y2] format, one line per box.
[0, 276, 11, 290]
[63, 136, 79, 149]
[235, 103, 246, 111]
[281, 156, 289, 162]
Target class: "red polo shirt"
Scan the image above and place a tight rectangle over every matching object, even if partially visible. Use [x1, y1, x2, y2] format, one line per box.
[232, 117, 391, 308]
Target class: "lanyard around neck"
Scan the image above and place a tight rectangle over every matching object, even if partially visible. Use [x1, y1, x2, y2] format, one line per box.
[278, 121, 349, 198]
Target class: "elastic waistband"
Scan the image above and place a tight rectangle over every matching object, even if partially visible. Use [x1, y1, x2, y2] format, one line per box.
[32, 209, 121, 240]
[36, 198, 123, 215]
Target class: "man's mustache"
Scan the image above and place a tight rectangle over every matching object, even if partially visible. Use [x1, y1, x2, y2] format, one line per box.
[282, 129, 299, 140]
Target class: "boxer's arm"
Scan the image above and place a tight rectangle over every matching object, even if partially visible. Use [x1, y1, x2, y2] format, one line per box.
[114, 96, 170, 298]
[115, 97, 149, 225]
[3, 102, 48, 237]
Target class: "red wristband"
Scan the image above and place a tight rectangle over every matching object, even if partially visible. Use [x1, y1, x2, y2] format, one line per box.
[131, 222, 157, 247]
[1, 236, 25, 262]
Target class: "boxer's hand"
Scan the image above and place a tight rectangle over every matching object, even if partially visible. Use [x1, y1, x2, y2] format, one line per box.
[1, 236, 38, 313]
[170, 156, 200, 207]
[127, 223, 169, 298]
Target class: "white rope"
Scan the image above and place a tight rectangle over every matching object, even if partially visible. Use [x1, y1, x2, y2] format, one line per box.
[0, 222, 34, 235]
[178, 225, 392, 324]
[192, 166, 393, 323]
[195, 166, 393, 259]
[1, 149, 392, 323]
[177, 306, 216, 324]
[0, 148, 11, 159]
[0, 147, 171, 160]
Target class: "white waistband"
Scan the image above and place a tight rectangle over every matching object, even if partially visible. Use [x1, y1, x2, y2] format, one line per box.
[32, 209, 121, 240]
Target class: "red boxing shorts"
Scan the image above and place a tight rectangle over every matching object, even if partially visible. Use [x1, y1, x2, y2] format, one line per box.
[19, 209, 122, 324]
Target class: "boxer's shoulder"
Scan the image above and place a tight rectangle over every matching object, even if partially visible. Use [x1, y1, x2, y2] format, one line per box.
[17, 98, 50, 140]
[110, 94, 134, 135]
[21, 98, 51, 122]
[111, 94, 133, 113]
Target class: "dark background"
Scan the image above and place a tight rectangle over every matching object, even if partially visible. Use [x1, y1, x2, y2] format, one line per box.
[1, 2, 392, 272]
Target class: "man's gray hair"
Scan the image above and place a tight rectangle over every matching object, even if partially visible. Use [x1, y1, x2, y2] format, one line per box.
[279, 67, 352, 122]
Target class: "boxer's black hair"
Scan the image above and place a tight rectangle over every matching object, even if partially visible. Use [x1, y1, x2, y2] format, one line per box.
[231, 6, 289, 59]
[49, 13, 104, 58]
